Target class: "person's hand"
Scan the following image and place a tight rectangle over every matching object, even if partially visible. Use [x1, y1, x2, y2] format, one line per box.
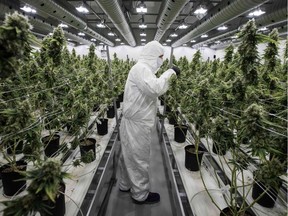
[171, 65, 180, 76]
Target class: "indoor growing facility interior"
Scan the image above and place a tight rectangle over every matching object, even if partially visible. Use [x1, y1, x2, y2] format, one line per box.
[0, 0, 287, 216]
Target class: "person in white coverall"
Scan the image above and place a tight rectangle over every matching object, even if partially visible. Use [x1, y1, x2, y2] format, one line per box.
[119, 40, 180, 204]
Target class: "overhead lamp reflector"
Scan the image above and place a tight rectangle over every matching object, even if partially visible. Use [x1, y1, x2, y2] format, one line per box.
[166, 39, 172, 42]
[76, 5, 89, 13]
[194, 6, 207, 15]
[91, 38, 96, 42]
[217, 25, 228, 31]
[108, 32, 115, 36]
[248, 9, 265, 17]
[78, 32, 85, 36]
[179, 24, 188, 29]
[139, 23, 147, 29]
[163, 43, 167, 46]
[191, 40, 196, 43]
[201, 34, 208, 38]
[115, 38, 121, 41]
[141, 39, 146, 42]
[140, 32, 146, 36]
[20, 6, 36, 13]
[136, 2, 147, 13]
[58, 23, 68, 28]
[97, 22, 105, 28]
[259, 27, 268, 31]
[170, 33, 178, 37]
[120, 42, 125, 45]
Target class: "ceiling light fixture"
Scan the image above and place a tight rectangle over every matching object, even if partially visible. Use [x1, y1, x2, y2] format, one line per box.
[48, 33, 53, 36]
[179, 23, 188, 29]
[141, 39, 146, 42]
[120, 42, 125, 45]
[163, 43, 167, 46]
[166, 39, 172, 42]
[20, 5, 36, 13]
[91, 38, 96, 42]
[76, 5, 89, 14]
[248, 9, 265, 17]
[170, 33, 178, 37]
[139, 23, 147, 29]
[194, 6, 207, 15]
[58, 23, 68, 28]
[136, 2, 147, 14]
[191, 40, 196, 43]
[97, 21, 106, 28]
[78, 32, 85, 36]
[259, 27, 268, 31]
[108, 32, 115, 36]
[115, 38, 121, 41]
[231, 35, 238, 39]
[140, 32, 146, 37]
[201, 34, 208, 38]
[217, 25, 228, 31]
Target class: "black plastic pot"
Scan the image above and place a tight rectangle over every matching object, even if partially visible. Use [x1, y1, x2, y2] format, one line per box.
[165, 104, 171, 113]
[80, 138, 96, 163]
[174, 124, 188, 143]
[220, 207, 253, 216]
[116, 100, 120, 109]
[1, 160, 27, 196]
[97, 118, 108, 135]
[212, 142, 227, 156]
[168, 115, 177, 125]
[44, 182, 66, 216]
[185, 145, 205, 171]
[118, 93, 124, 102]
[107, 106, 115, 118]
[42, 134, 60, 157]
[252, 180, 279, 208]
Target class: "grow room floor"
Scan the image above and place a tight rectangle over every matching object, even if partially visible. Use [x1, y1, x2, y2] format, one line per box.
[104, 125, 174, 216]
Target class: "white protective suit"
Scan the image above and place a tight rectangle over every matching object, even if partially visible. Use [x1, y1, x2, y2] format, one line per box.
[119, 41, 176, 201]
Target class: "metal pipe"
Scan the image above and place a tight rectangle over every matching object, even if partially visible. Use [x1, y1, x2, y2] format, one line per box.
[95, 0, 136, 46]
[21, 0, 114, 46]
[172, 0, 269, 47]
[154, 0, 190, 41]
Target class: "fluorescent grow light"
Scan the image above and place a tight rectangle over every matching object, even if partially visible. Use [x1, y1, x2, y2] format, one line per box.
[20, 6, 36, 13]
[76, 5, 89, 14]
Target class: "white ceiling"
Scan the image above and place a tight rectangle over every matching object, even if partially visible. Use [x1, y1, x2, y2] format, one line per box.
[0, 0, 286, 48]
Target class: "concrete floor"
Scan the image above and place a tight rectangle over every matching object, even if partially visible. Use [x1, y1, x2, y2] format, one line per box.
[104, 128, 174, 216]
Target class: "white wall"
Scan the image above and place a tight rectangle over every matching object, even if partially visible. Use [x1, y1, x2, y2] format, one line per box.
[69, 40, 286, 62]
[69, 44, 216, 62]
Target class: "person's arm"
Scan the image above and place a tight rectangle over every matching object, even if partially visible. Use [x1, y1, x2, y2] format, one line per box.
[133, 66, 176, 98]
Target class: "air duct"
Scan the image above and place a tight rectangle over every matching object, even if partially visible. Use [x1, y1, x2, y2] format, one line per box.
[95, 0, 136, 47]
[21, 0, 114, 46]
[29, 18, 92, 45]
[194, 5, 287, 48]
[172, 0, 269, 47]
[154, 0, 189, 41]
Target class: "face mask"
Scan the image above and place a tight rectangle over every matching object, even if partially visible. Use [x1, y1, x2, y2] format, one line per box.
[157, 57, 163, 68]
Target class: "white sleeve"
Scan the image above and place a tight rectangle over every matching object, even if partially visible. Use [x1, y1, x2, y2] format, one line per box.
[133, 67, 176, 98]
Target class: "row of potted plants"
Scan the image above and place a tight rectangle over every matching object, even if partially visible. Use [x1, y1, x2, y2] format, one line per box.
[0, 12, 132, 215]
[161, 19, 287, 215]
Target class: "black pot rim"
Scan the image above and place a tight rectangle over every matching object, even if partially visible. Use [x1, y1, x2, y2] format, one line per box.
[80, 138, 96, 146]
[185, 145, 205, 154]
